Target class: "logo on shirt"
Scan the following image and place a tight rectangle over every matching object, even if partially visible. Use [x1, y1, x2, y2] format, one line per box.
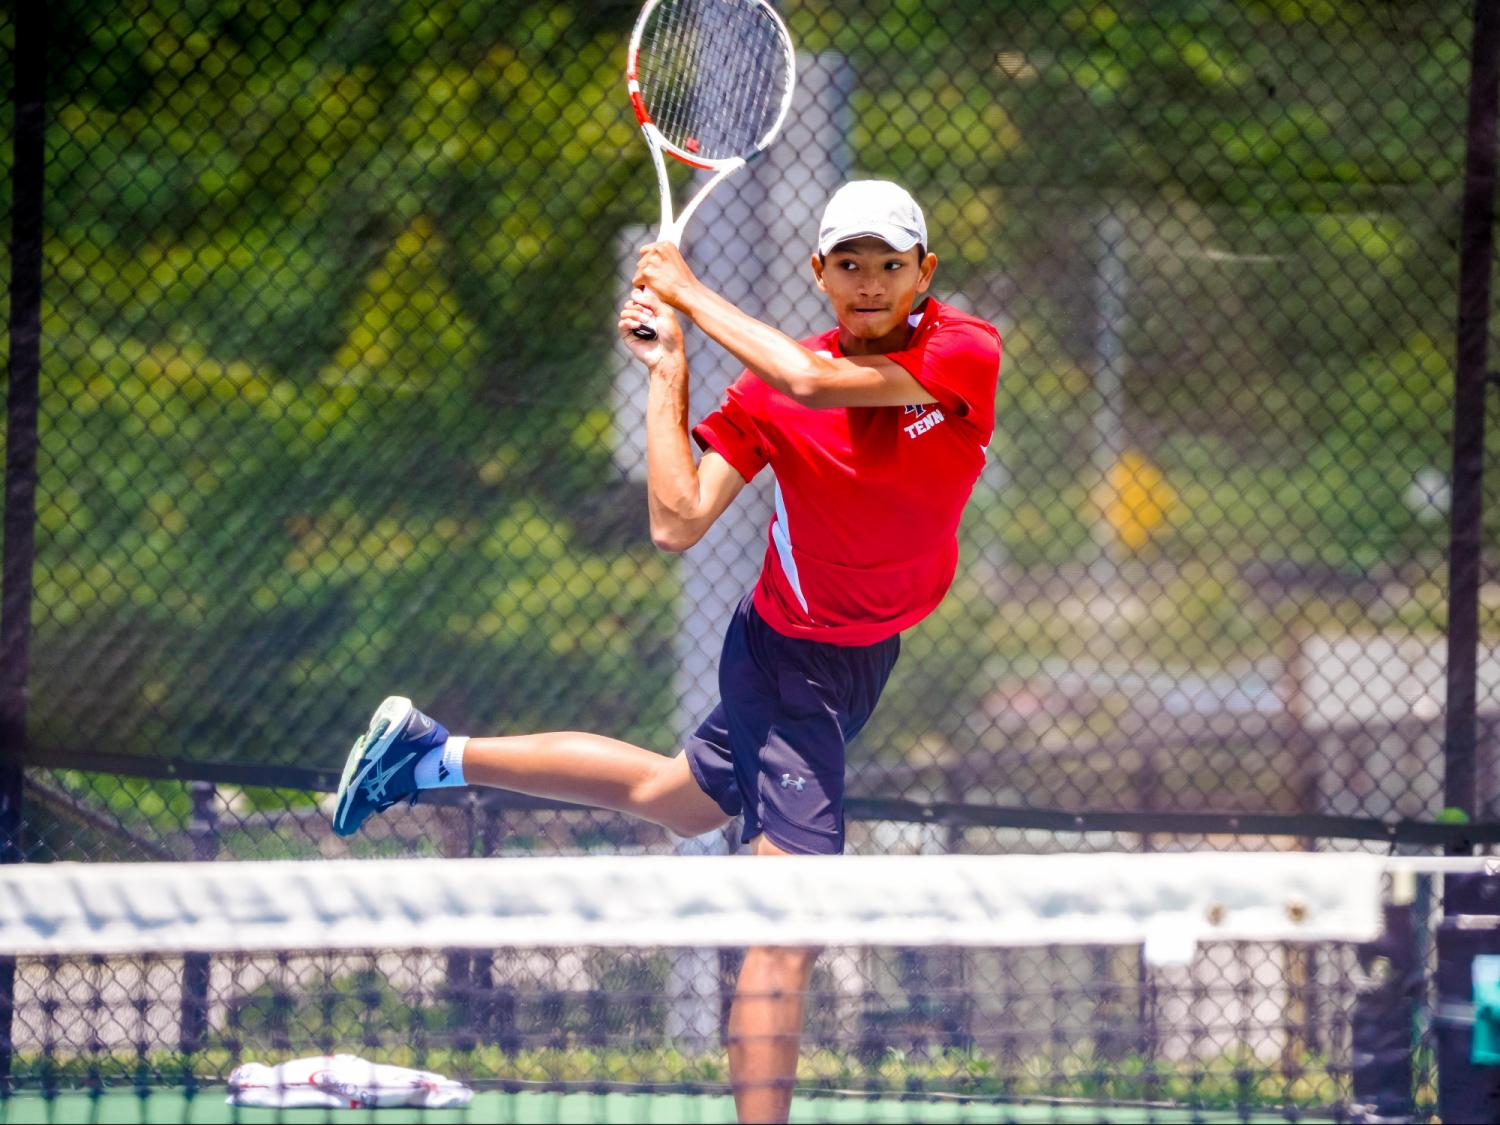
[902, 403, 946, 439]
[780, 773, 806, 792]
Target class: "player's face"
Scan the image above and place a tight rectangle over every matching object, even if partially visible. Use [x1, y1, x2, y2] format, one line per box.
[812, 238, 937, 352]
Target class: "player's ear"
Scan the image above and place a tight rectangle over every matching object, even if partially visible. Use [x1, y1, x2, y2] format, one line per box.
[810, 253, 828, 293]
[916, 252, 938, 294]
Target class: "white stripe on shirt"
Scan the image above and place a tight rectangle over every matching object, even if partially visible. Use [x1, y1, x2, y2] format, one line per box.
[771, 480, 811, 618]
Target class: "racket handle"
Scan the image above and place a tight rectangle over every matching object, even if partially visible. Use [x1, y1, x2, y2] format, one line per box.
[630, 285, 660, 340]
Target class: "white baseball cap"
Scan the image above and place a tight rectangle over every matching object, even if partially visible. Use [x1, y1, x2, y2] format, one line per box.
[817, 180, 928, 257]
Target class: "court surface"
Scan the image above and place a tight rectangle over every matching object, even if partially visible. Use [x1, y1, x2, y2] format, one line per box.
[0, 1089, 1338, 1124]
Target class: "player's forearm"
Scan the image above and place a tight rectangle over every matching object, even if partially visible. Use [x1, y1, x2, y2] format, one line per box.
[644, 356, 710, 552]
[678, 284, 830, 402]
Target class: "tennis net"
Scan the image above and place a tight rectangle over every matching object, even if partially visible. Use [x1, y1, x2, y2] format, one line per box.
[0, 852, 1442, 1122]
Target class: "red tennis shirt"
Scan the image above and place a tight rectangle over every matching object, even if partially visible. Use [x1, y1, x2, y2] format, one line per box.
[692, 297, 1002, 646]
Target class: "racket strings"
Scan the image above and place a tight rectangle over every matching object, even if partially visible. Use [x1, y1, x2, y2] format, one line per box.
[644, 1, 775, 155]
[638, 0, 791, 161]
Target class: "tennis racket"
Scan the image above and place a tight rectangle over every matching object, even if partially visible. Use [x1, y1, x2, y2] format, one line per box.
[625, 0, 796, 339]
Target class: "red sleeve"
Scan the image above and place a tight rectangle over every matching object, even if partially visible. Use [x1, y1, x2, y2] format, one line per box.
[691, 375, 771, 483]
[887, 321, 1002, 437]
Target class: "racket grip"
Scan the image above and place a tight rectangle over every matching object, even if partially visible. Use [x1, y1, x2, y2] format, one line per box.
[630, 286, 659, 340]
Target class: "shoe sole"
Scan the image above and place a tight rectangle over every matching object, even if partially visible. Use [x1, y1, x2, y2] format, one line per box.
[333, 695, 414, 836]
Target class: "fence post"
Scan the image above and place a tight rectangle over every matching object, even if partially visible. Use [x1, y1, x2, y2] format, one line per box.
[1088, 208, 1129, 594]
[1, 0, 48, 1092]
[180, 782, 218, 1062]
[1444, 0, 1500, 840]
[471, 802, 500, 1045]
[1438, 5, 1500, 1118]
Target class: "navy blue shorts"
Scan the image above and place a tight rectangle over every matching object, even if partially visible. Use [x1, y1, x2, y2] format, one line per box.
[685, 594, 900, 855]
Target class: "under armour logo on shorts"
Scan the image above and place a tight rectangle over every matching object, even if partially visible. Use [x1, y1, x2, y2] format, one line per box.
[780, 773, 806, 791]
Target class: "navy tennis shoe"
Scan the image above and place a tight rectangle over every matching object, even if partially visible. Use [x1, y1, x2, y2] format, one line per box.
[333, 696, 449, 837]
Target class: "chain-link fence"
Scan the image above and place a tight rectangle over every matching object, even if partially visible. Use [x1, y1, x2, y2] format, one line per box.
[4, 0, 1500, 861]
[7, 940, 1384, 1115]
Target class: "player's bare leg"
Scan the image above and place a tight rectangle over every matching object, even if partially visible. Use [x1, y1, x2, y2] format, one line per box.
[333, 696, 728, 839]
[728, 834, 818, 1124]
[462, 733, 728, 838]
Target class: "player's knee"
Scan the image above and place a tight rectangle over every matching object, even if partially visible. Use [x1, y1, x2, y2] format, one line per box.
[664, 804, 731, 838]
[631, 763, 728, 837]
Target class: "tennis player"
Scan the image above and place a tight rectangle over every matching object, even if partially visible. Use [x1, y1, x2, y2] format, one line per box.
[333, 180, 1002, 1124]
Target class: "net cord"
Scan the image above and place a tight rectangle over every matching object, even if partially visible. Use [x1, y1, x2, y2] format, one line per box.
[0, 852, 1394, 958]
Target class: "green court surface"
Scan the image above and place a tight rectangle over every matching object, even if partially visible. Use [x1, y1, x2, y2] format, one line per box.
[0, 1089, 1335, 1125]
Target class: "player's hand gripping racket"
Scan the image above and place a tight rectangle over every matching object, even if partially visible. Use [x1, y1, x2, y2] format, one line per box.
[626, 0, 796, 339]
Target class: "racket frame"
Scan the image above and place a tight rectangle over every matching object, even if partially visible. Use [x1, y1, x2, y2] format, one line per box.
[624, 0, 796, 336]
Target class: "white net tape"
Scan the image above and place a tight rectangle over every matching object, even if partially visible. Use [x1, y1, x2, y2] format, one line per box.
[0, 852, 1396, 962]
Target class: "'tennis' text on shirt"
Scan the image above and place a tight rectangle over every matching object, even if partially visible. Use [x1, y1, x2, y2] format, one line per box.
[902, 404, 946, 439]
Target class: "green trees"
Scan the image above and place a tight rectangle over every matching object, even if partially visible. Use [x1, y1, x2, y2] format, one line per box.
[13, 0, 1489, 795]
[31, 0, 676, 769]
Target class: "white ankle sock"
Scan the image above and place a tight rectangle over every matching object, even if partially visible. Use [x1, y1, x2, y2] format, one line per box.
[413, 736, 469, 789]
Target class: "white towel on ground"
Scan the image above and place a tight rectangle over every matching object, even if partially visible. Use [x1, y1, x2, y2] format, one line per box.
[226, 1054, 473, 1109]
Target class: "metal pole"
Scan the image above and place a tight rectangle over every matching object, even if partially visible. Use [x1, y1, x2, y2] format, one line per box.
[1444, 0, 1500, 844]
[1437, 4, 1500, 1119]
[1088, 210, 1128, 594]
[180, 784, 218, 1061]
[1, 0, 45, 859]
[1, 0, 48, 1090]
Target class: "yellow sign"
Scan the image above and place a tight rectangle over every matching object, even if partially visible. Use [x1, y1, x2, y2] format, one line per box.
[1092, 450, 1177, 550]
